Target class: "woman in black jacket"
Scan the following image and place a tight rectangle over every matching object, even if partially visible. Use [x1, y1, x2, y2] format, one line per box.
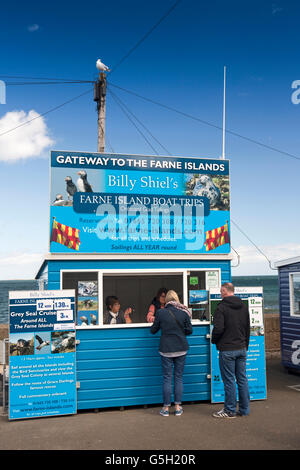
[150, 290, 193, 417]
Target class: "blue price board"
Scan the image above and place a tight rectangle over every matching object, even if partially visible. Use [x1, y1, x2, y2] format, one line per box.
[9, 290, 77, 420]
[210, 287, 267, 403]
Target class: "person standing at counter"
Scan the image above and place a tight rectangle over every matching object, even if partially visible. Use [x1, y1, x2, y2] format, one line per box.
[150, 290, 193, 417]
[104, 296, 132, 325]
[146, 287, 168, 323]
[211, 282, 250, 419]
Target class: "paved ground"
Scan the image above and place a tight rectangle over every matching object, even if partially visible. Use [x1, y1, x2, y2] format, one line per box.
[0, 357, 299, 451]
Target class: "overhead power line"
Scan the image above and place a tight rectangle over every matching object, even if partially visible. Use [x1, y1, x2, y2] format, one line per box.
[231, 219, 276, 270]
[6, 81, 94, 86]
[109, 0, 183, 74]
[0, 87, 93, 138]
[0, 75, 92, 82]
[108, 81, 300, 163]
[108, 88, 160, 155]
[107, 86, 172, 155]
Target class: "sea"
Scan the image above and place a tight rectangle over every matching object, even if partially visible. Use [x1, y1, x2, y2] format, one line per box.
[0, 275, 279, 324]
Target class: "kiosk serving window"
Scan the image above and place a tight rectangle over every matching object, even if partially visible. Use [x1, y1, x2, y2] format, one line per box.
[103, 273, 183, 324]
[61, 268, 219, 327]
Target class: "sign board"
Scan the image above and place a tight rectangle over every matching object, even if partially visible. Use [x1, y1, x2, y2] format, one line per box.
[210, 287, 267, 403]
[9, 290, 76, 420]
[50, 151, 230, 255]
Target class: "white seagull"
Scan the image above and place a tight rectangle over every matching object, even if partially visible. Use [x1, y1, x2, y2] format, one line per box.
[96, 58, 110, 72]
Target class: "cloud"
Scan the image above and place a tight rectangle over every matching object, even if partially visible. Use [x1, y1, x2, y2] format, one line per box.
[0, 252, 44, 279]
[27, 24, 40, 32]
[0, 110, 54, 162]
[232, 243, 300, 275]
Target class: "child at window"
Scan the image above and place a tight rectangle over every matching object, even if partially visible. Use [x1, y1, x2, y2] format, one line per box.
[104, 296, 132, 325]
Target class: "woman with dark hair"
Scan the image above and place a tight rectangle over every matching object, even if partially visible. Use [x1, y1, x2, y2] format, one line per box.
[146, 287, 168, 323]
[103, 296, 132, 325]
[150, 290, 193, 417]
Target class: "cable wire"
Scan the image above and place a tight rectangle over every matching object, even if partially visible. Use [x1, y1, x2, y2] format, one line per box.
[230, 246, 240, 268]
[107, 85, 172, 155]
[0, 75, 92, 82]
[108, 89, 160, 155]
[231, 219, 276, 270]
[109, 0, 183, 74]
[0, 87, 93, 138]
[6, 81, 94, 85]
[108, 81, 300, 163]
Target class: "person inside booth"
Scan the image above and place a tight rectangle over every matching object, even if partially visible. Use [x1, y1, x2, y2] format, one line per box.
[147, 287, 168, 323]
[103, 296, 133, 325]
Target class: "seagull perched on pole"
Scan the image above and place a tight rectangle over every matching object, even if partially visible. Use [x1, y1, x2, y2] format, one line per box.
[96, 58, 110, 72]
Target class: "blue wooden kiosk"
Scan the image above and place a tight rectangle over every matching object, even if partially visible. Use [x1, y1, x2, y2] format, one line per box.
[36, 151, 233, 410]
[36, 254, 232, 410]
[275, 256, 300, 374]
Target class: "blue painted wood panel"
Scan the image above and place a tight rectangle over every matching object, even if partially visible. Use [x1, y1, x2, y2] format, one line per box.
[76, 325, 210, 410]
[46, 258, 231, 291]
[37, 258, 231, 408]
[278, 264, 300, 372]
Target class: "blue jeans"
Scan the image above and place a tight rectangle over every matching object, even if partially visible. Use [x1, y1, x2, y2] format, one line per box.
[219, 349, 250, 415]
[161, 354, 186, 406]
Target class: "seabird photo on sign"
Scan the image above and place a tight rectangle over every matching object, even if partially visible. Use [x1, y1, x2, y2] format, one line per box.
[77, 170, 93, 192]
[51, 331, 75, 353]
[65, 176, 77, 201]
[35, 333, 50, 352]
[53, 194, 65, 206]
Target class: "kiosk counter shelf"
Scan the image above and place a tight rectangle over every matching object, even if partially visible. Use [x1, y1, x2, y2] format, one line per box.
[35, 254, 231, 410]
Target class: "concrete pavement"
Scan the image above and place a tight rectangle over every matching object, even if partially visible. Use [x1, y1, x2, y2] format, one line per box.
[0, 357, 299, 451]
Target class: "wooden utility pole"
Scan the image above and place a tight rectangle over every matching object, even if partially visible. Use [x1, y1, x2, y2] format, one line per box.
[94, 72, 107, 153]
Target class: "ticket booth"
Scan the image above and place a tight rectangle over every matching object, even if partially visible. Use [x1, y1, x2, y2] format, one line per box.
[36, 150, 232, 410]
[36, 255, 232, 410]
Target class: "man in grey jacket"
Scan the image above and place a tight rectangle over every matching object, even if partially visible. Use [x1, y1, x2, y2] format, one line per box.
[211, 282, 250, 418]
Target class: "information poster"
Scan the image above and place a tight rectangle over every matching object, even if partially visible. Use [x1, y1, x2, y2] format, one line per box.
[9, 290, 76, 420]
[77, 281, 98, 326]
[210, 287, 266, 403]
[50, 151, 230, 255]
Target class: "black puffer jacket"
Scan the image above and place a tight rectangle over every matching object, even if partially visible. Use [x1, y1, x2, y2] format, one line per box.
[211, 296, 250, 351]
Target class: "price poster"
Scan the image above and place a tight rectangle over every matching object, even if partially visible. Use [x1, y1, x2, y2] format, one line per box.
[210, 287, 266, 404]
[9, 290, 76, 420]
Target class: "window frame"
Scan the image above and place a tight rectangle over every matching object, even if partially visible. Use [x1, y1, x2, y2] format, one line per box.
[289, 272, 300, 317]
[60, 267, 221, 328]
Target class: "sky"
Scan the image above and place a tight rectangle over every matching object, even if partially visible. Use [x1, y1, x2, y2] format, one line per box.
[1, 0, 300, 278]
